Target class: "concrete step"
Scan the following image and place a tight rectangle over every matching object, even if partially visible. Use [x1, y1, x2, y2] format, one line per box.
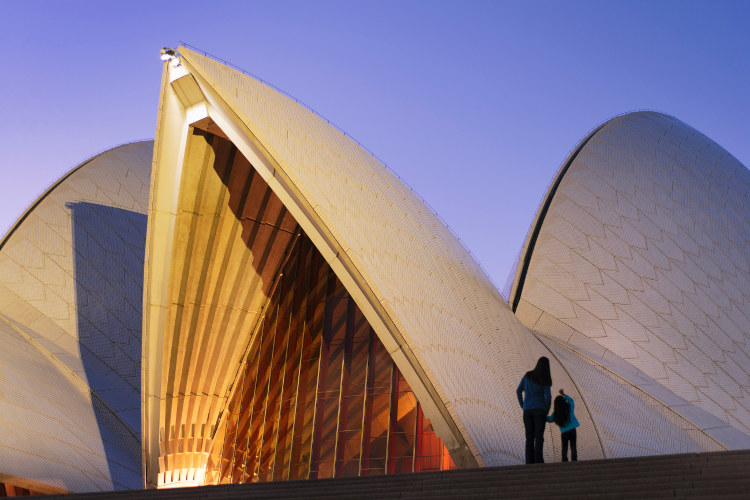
[41, 449, 750, 499]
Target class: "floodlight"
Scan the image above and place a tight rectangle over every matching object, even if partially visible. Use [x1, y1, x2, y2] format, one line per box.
[160, 47, 176, 61]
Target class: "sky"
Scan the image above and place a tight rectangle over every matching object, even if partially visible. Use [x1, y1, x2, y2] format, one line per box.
[0, 0, 748, 293]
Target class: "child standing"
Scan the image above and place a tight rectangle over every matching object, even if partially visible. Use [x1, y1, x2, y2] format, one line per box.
[547, 389, 579, 461]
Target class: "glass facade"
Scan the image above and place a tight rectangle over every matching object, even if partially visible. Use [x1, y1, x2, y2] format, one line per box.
[0, 481, 40, 496]
[205, 232, 454, 483]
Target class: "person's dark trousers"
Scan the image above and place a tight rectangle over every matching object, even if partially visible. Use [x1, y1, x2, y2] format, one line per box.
[561, 428, 577, 461]
[523, 409, 548, 464]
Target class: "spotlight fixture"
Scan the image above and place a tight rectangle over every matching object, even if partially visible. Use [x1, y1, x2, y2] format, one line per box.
[160, 47, 175, 61]
[160, 47, 181, 67]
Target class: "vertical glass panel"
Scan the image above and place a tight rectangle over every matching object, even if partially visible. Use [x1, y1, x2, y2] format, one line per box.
[310, 275, 346, 479]
[361, 332, 391, 476]
[335, 300, 370, 477]
[236, 337, 268, 481]
[388, 368, 417, 474]
[229, 371, 249, 482]
[273, 245, 306, 481]
[290, 247, 327, 480]
[220, 400, 238, 481]
[219, 316, 263, 483]
[442, 444, 456, 470]
[212, 231, 455, 483]
[415, 404, 440, 472]
[243, 300, 278, 482]
[258, 269, 295, 482]
[0, 483, 36, 496]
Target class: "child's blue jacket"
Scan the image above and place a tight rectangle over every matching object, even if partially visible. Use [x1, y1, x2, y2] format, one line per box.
[546, 394, 580, 434]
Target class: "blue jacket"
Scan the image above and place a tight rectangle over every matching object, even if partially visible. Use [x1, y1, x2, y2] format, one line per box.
[516, 375, 551, 412]
[546, 395, 580, 434]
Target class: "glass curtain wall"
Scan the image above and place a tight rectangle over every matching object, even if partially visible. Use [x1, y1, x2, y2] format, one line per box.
[0, 481, 41, 496]
[207, 232, 454, 483]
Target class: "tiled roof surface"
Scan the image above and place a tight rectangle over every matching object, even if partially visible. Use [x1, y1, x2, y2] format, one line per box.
[0, 142, 152, 491]
[515, 112, 750, 442]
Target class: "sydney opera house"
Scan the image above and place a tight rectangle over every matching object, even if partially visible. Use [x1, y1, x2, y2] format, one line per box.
[1, 46, 749, 495]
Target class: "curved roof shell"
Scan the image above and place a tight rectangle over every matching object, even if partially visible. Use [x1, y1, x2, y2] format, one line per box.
[0, 141, 152, 491]
[143, 47, 607, 486]
[3, 52, 746, 493]
[511, 111, 750, 442]
[144, 51, 746, 487]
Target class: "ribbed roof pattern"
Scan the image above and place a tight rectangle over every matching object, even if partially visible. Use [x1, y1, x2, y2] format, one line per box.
[0, 142, 152, 491]
[5, 52, 747, 493]
[177, 47, 565, 466]
[513, 112, 750, 439]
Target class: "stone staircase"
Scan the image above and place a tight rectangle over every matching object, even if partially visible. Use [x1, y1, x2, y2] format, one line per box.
[43, 449, 750, 499]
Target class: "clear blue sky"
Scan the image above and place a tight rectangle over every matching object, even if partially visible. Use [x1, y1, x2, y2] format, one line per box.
[1, 0, 748, 292]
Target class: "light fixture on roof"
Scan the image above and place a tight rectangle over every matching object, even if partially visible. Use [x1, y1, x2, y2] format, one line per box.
[160, 47, 175, 60]
[160, 47, 181, 67]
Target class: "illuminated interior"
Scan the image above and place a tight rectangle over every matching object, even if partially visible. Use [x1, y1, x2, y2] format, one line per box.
[0, 482, 36, 497]
[186, 129, 455, 483]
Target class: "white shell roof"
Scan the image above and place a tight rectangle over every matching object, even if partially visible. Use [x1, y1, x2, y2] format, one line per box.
[3, 53, 747, 492]
[512, 111, 750, 439]
[177, 47, 570, 467]
[172, 51, 744, 471]
[0, 141, 152, 491]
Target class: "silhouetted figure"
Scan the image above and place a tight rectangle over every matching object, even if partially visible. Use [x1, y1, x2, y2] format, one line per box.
[516, 356, 552, 464]
[547, 389, 580, 461]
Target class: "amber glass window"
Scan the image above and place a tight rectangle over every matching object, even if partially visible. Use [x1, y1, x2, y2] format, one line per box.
[208, 234, 455, 482]
[0, 482, 41, 496]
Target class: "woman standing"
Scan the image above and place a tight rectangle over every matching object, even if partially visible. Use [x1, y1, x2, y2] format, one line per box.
[516, 356, 552, 464]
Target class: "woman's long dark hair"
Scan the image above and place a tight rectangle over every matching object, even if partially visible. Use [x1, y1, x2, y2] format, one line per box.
[525, 356, 552, 386]
[553, 395, 570, 426]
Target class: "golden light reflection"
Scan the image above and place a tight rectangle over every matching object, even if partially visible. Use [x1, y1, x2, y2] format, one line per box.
[206, 233, 454, 483]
